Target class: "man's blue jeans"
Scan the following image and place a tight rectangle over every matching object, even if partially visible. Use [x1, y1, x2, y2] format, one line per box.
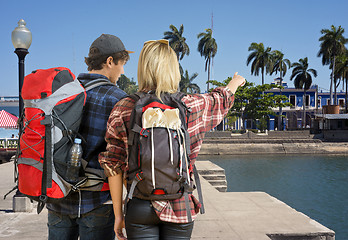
[48, 204, 115, 240]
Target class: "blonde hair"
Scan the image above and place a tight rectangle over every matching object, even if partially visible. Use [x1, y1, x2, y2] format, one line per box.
[137, 40, 181, 99]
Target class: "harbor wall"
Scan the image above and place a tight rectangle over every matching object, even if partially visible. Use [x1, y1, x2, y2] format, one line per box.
[200, 131, 348, 155]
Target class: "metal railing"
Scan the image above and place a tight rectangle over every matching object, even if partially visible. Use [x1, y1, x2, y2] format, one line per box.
[0, 138, 18, 149]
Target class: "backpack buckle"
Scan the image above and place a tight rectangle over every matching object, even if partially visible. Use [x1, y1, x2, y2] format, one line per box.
[177, 174, 186, 183]
[140, 129, 149, 137]
[136, 172, 144, 181]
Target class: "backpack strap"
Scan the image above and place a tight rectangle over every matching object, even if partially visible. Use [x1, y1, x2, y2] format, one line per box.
[128, 92, 144, 146]
[171, 92, 191, 127]
[60, 79, 114, 143]
[82, 78, 115, 91]
[193, 164, 205, 214]
[37, 114, 54, 213]
[184, 191, 192, 222]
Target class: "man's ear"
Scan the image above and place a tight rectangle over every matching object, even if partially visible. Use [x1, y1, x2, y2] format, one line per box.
[106, 56, 114, 68]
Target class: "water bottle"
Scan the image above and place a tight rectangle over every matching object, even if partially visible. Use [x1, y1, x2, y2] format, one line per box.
[66, 138, 82, 184]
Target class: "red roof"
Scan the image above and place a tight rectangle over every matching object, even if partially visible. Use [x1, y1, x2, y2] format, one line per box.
[0, 110, 18, 128]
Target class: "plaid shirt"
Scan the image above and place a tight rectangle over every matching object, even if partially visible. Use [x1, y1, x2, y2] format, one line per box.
[99, 87, 234, 223]
[46, 73, 127, 215]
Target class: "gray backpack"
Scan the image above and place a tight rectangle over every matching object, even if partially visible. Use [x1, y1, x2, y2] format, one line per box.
[126, 91, 204, 221]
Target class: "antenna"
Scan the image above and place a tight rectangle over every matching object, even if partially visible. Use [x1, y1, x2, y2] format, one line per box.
[211, 12, 214, 82]
[211, 11, 214, 33]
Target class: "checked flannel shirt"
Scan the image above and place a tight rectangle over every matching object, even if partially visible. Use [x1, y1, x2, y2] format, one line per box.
[99, 87, 234, 223]
[46, 73, 127, 216]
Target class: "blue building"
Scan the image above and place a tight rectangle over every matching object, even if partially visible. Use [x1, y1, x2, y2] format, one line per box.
[269, 79, 347, 131]
[231, 78, 347, 131]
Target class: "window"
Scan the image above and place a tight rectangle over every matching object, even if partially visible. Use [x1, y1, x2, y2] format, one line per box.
[289, 95, 296, 108]
[305, 95, 310, 107]
[339, 99, 345, 107]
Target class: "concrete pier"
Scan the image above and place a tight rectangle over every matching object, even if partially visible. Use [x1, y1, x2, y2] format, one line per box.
[200, 131, 348, 156]
[0, 161, 335, 239]
[193, 161, 335, 240]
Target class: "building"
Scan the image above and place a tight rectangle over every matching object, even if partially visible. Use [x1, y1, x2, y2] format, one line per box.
[268, 80, 347, 131]
[230, 79, 347, 131]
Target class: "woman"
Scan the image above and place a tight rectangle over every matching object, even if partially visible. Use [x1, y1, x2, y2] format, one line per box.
[99, 39, 245, 239]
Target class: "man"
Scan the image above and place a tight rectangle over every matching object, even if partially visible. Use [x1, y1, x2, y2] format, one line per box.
[46, 34, 133, 240]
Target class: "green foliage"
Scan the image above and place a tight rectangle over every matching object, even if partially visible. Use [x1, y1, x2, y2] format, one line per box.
[180, 70, 200, 93]
[334, 51, 348, 112]
[197, 28, 217, 63]
[208, 78, 291, 130]
[246, 42, 273, 85]
[270, 50, 291, 78]
[318, 25, 347, 66]
[318, 25, 348, 103]
[290, 57, 317, 90]
[334, 51, 348, 81]
[197, 28, 217, 91]
[117, 75, 138, 95]
[164, 24, 190, 61]
[239, 83, 290, 120]
[257, 117, 268, 132]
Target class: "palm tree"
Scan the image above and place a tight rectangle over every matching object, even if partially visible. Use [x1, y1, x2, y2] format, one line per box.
[318, 25, 348, 105]
[197, 28, 217, 92]
[180, 70, 200, 94]
[334, 51, 348, 112]
[164, 24, 190, 61]
[270, 50, 291, 130]
[271, 50, 291, 80]
[246, 42, 273, 86]
[290, 57, 317, 127]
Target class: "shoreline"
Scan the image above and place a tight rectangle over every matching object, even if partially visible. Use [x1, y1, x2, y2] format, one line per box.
[200, 141, 348, 156]
[200, 131, 348, 156]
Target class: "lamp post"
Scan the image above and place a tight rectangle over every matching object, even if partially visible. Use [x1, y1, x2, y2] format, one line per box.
[11, 19, 32, 211]
[12, 19, 32, 128]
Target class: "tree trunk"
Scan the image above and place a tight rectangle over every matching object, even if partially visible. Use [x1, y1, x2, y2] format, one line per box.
[303, 90, 306, 128]
[278, 71, 283, 131]
[344, 78, 348, 113]
[207, 58, 211, 92]
[261, 68, 265, 85]
[261, 68, 265, 96]
[330, 55, 336, 105]
[334, 79, 337, 106]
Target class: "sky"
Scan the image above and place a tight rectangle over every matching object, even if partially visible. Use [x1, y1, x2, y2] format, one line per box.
[1, 0, 348, 96]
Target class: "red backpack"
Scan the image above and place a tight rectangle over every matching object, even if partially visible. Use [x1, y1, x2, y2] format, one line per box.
[16, 67, 112, 213]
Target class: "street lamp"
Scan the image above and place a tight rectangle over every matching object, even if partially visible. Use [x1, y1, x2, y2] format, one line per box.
[11, 19, 32, 210]
[12, 19, 32, 124]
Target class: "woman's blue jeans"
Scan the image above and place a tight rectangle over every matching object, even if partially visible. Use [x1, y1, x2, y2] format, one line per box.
[48, 204, 115, 240]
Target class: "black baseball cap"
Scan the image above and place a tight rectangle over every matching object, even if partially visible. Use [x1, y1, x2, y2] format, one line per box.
[90, 34, 134, 55]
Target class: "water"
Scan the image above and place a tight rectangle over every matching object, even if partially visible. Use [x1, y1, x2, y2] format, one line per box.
[0, 106, 19, 117]
[199, 155, 348, 239]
